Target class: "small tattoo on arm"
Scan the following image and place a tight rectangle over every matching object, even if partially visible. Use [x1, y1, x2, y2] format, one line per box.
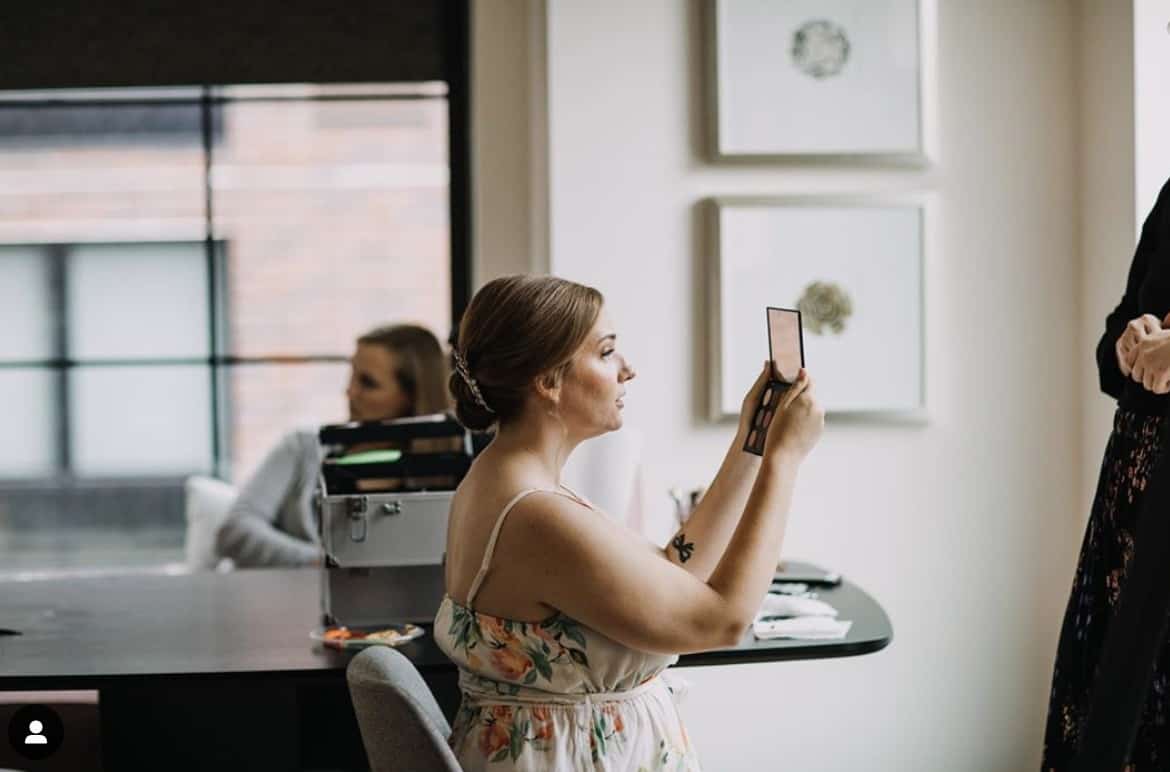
[671, 533, 695, 563]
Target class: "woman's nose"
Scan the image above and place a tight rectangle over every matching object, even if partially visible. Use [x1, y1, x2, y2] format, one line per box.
[621, 359, 636, 382]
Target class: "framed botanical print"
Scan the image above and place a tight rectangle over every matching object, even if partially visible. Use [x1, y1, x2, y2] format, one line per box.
[708, 196, 927, 420]
[707, 0, 931, 164]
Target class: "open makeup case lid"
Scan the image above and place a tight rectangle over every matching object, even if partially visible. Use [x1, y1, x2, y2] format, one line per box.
[315, 414, 492, 625]
[317, 412, 490, 495]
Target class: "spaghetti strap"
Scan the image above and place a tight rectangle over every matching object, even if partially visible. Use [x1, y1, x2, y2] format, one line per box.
[465, 486, 596, 609]
[556, 482, 595, 510]
[466, 488, 542, 608]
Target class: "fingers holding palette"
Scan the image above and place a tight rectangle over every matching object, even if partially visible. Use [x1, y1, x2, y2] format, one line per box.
[744, 308, 805, 456]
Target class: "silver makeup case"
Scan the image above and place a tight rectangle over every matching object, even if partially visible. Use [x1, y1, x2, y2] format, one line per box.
[314, 414, 483, 627]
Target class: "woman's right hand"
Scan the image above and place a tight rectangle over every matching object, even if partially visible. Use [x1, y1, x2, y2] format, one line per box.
[763, 367, 824, 462]
[1117, 314, 1162, 377]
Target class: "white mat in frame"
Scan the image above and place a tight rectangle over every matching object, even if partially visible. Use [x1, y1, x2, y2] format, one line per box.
[707, 0, 936, 163]
[707, 195, 928, 421]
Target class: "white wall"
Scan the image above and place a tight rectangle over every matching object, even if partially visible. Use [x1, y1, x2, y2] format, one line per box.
[1135, 0, 1170, 222]
[1079, 1, 1137, 514]
[542, 1, 1082, 769]
[471, 0, 550, 284]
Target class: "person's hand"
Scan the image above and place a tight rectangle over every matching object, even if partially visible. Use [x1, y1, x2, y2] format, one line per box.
[763, 367, 824, 462]
[737, 360, 773, 440]
[1131, 328, 1170, 394]
[1116, 314, 1162, 377]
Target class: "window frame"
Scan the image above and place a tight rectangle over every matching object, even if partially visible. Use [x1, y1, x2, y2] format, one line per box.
[0, 238, 234, 483]
[0, 79, 470, 487]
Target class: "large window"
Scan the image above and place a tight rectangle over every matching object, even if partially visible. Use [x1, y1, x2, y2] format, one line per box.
[0, 241, 215, 479]
[0, 84, 459, 573]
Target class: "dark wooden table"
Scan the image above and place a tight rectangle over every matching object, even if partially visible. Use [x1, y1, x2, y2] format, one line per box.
[0, 562, 890, 770]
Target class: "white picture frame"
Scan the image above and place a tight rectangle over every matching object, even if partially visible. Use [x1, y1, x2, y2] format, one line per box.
[707, 196, 927, 421]
[707, 0, 932, 164]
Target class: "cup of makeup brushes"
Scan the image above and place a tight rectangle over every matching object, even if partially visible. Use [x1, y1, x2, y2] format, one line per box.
[667, 486, 705, 528]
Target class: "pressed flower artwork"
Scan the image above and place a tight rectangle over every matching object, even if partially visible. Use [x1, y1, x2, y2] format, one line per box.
[711, 197, 925, 418]
[710, 0, 925, 161]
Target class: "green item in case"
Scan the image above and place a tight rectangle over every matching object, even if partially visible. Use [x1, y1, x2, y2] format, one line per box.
[330, 449, 402, 466]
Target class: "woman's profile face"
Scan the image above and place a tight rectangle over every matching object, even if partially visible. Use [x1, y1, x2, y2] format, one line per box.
[346, 343, 411, 422]
[558, 309, 636, 437]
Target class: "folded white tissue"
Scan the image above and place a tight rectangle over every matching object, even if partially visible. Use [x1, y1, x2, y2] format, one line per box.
[759, 594, 838, 618]
[771, 582, 811, 596]
[752, 592, 853, 641]
[753, 616, 853, 640]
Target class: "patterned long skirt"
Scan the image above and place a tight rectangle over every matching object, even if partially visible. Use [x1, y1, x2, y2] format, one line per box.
[1043, 408, 1169, 770]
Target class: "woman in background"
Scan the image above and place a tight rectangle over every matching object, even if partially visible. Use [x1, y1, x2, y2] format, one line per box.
[436, 274, 823, 770]
[215, 324, 450, 568]
[1043, 179, 1170, 769]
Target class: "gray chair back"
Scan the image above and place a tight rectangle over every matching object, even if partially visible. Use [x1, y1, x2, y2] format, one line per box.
[346, 647, 462, 772]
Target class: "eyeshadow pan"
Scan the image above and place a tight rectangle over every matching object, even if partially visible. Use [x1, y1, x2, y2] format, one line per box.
[762, 410, 773, 429]
[747, 430, 758, 447]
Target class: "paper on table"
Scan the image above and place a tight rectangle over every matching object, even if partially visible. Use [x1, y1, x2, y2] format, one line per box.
[753, 616, 853, 641]
[759, 593, 838, 618]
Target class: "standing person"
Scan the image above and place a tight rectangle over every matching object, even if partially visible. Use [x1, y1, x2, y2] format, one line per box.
[1043, 180, 1170, 769]
[435, 275, 823, 770]
[216, 324, 450, 568]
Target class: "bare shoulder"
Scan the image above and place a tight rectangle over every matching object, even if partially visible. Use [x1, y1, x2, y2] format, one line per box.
[444, 463, 571, 583]
[445, 474, 602, 617]
[503, 491, 659, 577]
[448, 464, 549, 527]
[501, 489, 596, 548]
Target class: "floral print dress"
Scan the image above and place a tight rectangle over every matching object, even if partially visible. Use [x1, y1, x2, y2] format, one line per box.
[435, 487, 701, 771]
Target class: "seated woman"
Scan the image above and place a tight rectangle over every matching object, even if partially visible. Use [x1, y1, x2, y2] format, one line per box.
[215, 324, 451, 568]
[436, 275, 823, 770]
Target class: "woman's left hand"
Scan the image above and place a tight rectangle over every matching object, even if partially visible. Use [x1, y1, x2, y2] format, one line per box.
[1131, 328, 1170, 394]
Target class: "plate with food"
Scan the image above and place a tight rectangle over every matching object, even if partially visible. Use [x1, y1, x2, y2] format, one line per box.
[310, 623, 426, 649]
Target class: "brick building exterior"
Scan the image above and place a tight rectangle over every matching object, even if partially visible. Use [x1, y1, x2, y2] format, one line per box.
[0, 86, 452, 567]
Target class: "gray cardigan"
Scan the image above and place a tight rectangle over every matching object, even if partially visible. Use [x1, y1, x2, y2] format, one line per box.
[215, 429, 324, 567]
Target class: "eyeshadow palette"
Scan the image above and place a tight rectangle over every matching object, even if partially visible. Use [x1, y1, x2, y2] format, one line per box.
[743, 307, 805, 456]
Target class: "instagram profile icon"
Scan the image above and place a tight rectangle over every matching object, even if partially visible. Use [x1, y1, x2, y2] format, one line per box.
[7, 704, 64, 761]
